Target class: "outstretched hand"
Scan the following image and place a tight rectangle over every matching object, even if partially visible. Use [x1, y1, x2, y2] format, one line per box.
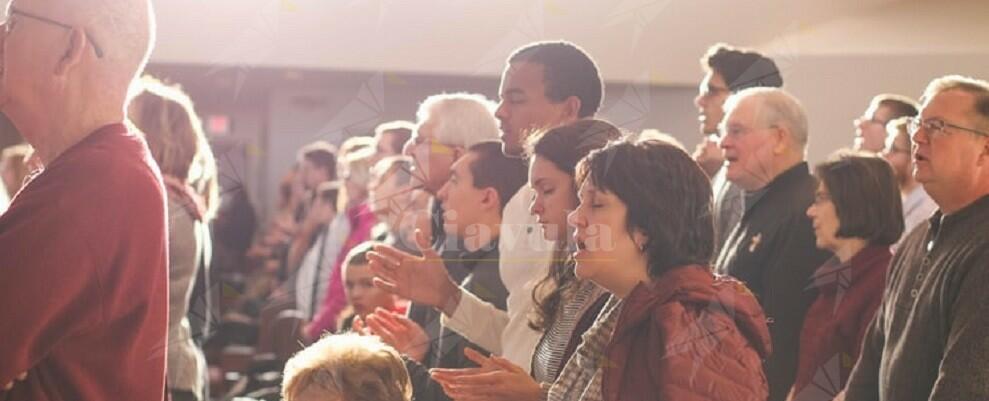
[430, 348, 544, 401]
[361, 308, 431, 363]
[369, 229, 460, 312]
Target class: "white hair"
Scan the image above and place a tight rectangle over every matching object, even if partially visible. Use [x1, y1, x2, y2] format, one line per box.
[415, 93, 500, 149]
[722, 87, 809, 151]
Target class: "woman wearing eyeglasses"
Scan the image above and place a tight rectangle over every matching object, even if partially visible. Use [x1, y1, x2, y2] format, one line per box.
[788, 152, 904, 401]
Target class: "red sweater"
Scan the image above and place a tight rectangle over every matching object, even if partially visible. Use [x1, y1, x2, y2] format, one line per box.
[0, 124, 170, 400]
[787, 245, 891, 401]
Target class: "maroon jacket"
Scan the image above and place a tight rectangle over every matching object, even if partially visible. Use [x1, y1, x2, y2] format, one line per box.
[787, 245, 891, 400]
[603, 265, 772, 401]
[0, 124, 169, 400]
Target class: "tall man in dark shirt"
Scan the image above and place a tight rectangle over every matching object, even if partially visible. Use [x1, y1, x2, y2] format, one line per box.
[0, 0, 169, 399]
[714, 88, 831, 401]
[845, 75, 989, 401]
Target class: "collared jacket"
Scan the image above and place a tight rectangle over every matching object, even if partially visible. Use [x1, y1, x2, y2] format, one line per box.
[787, 245, 891, 401]
[602, 266, 772, 401]
[715, 162, 832, 401]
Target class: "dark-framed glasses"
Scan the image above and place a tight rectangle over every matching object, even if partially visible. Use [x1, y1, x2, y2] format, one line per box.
[2, 7, 104, 58]
[908, 116, 989, 138]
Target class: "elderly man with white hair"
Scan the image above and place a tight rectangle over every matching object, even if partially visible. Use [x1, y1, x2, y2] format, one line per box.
[0, 0, 169, 400]
[714, 88, 831, 401]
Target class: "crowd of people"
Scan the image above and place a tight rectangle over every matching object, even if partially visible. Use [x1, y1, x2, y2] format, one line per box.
[1, 1, 989, 401]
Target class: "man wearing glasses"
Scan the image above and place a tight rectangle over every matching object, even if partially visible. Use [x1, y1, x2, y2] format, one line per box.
[852, 94, 918, 153]
[882, 116, 937, 249]
[845, 75, 989, 401]
[0, 1, 169, 400]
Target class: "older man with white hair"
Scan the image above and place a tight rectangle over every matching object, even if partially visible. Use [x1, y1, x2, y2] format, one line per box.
[714, 88, 831, 401]
[0, 0, 169, 400]
[845, 75, 989, 401]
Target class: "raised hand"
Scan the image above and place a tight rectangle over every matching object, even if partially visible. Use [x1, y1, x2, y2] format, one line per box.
[368, 229, 460, 312]
[430, 348, 544, 401]
[363, 308, 431, 363]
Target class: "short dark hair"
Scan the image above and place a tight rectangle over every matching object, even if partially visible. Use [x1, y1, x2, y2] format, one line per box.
[375, 121, 414, 154]
[814, 152, 904, 246]
[702, 43, 783, 92]
[509, 41, 604, 118]
[577, 139, 714, 277]
[466, 141, 528, 212]
[872, 94, 919, 121]
[298, 141, 338, 181]
[526, 119, 624, 177]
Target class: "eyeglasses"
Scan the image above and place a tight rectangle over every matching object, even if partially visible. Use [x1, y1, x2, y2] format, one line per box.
[2, 7, 104, 58]
[908, 116, 989, 138]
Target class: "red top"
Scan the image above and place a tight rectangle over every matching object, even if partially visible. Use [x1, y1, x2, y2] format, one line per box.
[307, 202, 376, 338]
[0, 124, 170, 401]
[603, 265, 772, 401]
[787, 245, 891, 401]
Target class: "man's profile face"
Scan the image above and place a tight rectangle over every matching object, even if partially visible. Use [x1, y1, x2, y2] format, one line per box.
[694, 71, 731, 135]
[0, 0, 60, 117]
[854, 102, 895, 153]
[494, 61, 569, 157]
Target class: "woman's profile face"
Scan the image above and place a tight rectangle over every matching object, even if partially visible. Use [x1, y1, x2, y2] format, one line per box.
[528, 155, 577, 242]
[567, 180, 641, 286]
[806, 182, 842, 252]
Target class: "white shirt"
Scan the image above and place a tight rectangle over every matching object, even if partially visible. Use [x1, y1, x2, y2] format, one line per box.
[296, 214, 350, 319]
[442, 186, 554, 371]
[895, 185, 938, 250]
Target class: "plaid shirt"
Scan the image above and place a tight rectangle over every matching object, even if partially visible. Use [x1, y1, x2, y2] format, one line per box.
[548, 295, 623, 401]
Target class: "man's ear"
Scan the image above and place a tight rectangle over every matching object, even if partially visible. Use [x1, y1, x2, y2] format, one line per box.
[55, 28, 87, 77]
[772, 125, 790, 154]
[481, 187, 501, 213]
[561, 96, 582, 121]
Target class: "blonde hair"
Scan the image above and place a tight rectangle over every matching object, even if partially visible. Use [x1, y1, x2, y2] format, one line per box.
[282, 333, 412, 401]
[128, 75, 219, 219]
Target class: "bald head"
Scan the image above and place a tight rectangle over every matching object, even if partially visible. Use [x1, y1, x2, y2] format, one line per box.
[10, 0, 155, 93]
[0, 0, 156, 162]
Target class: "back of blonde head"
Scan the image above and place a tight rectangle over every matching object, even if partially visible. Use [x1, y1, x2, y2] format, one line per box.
[282, 333, 412, 401]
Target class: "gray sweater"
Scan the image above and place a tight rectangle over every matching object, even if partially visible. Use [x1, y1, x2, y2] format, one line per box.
[845, 194, 989, 401]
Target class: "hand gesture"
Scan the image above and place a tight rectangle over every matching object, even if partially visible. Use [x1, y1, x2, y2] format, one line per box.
[430, 348, 544, 401]
[369, 229, 459, 311]
[362, 308, 431, 363]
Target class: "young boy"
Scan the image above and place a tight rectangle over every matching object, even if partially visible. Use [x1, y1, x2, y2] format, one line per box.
[337, 241, 406, 332]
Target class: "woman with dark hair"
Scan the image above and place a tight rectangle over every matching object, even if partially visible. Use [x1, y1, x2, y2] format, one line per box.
[788, 152, 904, 401]
[550, 138, 771, 401]
[429, 119, 620, 400]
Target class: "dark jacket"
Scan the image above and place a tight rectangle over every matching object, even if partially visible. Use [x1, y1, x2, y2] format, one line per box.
[788, 245, 891, 401]
[603, 266, 772, 401]
[409, 239, 508, 401]
[714, 162, 832, 401]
